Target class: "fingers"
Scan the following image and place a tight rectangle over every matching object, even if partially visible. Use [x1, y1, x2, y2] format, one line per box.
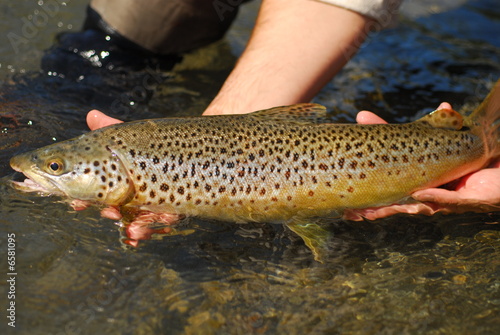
[70, 199, 92, 211]
[343, 203, 438, 221]
[412, 188, 461, 204]
[86, 109, 123, 130]
[355, 111, 387, 124]
[437, 102, 452, 110]
[101, 206, 123, 220]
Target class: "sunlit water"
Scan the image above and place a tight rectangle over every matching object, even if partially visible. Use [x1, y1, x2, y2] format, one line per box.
[1, 0, 499, 334]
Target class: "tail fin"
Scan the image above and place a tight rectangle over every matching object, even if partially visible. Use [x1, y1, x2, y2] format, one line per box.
[466, 79, 500, 160]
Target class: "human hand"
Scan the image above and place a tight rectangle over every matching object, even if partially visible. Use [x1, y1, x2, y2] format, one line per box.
[86, 109, 123, 130]
[343, 103, 500, 221]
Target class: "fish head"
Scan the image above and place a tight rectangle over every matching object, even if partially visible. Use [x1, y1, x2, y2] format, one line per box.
[10, 135, 135, 206]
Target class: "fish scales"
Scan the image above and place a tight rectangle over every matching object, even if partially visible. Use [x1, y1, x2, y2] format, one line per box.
[100, 115, 484, 223]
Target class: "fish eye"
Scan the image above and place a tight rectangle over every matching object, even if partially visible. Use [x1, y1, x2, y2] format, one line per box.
[50, 162, 60, 171]
[46, 159, 64, 175]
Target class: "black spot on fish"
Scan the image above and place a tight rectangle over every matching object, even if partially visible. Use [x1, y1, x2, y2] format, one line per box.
[338, 158, 345, 169]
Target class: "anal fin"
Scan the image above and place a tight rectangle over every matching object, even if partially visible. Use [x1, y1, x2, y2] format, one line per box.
[286, 219, 331, 262]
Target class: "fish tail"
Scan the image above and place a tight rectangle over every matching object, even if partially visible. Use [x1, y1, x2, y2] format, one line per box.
[466, 79, 500, 160]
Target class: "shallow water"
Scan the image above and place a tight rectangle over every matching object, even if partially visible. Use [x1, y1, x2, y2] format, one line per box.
[1, 0, 500, 334]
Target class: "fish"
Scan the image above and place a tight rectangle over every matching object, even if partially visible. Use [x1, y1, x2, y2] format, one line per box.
[10, 80, 500, 260]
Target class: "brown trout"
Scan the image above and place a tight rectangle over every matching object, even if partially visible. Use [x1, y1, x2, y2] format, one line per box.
[10, 80, 500, 259]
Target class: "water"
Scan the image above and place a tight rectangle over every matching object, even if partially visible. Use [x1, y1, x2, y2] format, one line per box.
[1, 0, 500, 334]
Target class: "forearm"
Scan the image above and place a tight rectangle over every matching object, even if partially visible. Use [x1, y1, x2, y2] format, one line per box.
[203, 0, 373, 115]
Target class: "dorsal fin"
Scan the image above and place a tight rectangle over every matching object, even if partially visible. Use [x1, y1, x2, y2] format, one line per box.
[248, 103, 329, 124]
[416, 108, 464, 130]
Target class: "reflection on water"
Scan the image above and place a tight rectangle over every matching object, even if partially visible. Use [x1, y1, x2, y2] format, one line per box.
[1, 0, 500, 334]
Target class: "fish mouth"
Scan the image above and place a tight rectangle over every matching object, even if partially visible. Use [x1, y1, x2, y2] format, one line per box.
[11, 177, 53, 194]
[10, 157, 62, 195]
